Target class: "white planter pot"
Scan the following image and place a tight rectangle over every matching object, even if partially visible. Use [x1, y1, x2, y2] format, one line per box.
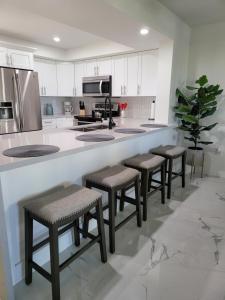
[187, 147, 205, 178]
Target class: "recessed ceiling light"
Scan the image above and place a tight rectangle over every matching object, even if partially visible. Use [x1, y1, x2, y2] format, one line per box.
[53, 36, 61, 42]
[140, 28, 149, 36]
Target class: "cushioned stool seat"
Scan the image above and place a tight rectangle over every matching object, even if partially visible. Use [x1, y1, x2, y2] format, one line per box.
[84, 164, 142, 253]
[25, 185, 101, 225]
[151, 145, 186, 158]
[85, 165, 140, 189]
[24, 184, 107, 300]
[124, 153, 166, 220]
[150, 145, 187, 199]
[124, 153, 165, 171]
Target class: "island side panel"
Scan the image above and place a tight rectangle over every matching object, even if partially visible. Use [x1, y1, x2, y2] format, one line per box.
[0, 128, 176, 285]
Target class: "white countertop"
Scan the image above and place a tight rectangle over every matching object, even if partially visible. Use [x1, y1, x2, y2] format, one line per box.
[0, 118, 171, 172]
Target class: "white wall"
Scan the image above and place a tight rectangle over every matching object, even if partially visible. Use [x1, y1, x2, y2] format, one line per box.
[188, 22, 225, 178]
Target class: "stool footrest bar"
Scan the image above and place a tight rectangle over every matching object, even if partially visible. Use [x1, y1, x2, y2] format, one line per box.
[59, 236, 100, 271]
[115, 211, 136, 231]
[31, 261, 52, 282]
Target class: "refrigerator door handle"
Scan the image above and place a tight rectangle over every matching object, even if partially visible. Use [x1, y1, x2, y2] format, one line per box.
[12, 74, 22, 130]
[15, 72, 25, 131]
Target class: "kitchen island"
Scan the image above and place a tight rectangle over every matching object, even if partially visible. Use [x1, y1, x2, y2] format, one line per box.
[0, 118, 176, 286]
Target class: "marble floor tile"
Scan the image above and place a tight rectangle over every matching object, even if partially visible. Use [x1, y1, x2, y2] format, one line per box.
[15, 176, 225, 300]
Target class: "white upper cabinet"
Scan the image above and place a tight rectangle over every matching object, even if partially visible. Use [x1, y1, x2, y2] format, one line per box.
[85, 59, 97, 77]
[35, 60, 58, 96]
[74, 62, 85, 97]
[57, 63, 75, 97]
[127, 53, 140, 96]
[84, 58, 112, 77]
[0, 47, 34, 70]
[112, 56, 127, 97]
[7, 49, 34, 70]
[97, 58, 112, 76]
[0, 47, 8, 67]
[139, 51, 158, 96]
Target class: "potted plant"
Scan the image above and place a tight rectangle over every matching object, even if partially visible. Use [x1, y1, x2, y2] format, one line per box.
[174, 75, 223, 176]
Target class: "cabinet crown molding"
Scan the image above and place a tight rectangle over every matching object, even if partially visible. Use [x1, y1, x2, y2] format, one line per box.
[0, 41, 37, 53]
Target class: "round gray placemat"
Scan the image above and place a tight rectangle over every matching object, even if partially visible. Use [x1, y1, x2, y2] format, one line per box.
[3, 145, 60, 158]
[114, 128, 146, 134]
[141, 124, 168, 128]
[76, 134, 115, 142]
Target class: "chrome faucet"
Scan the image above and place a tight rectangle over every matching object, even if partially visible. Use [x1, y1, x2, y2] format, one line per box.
[104, 96, 115, 129]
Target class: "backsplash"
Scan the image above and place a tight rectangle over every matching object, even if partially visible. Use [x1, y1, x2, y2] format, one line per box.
[40, 96, 156, 119]
[40, 97, 73, 115]
[72, 96, 156, 119]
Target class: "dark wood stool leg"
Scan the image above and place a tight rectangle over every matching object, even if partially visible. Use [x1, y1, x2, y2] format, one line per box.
[148, 173, 152, 192]
[135, 177, 142, 227]
[83, 181, 92, 238]
[161, 162, 166, 204]
[25, 210, 33, 285]
[167, 158, 173, 199]
[49, 225, 60, 300]
[74, 218, 80, 247]
[96, 200, 107, 263]
[182, 152, 186, 188]
[114, 193, 118, 216]
[108, 190, 116, 253]
[82, 213, 89, 238]
[142, 170, 148, 221]
[119, 189, 125, 211]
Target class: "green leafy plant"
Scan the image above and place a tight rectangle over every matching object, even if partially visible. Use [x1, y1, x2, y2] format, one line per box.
[174, 75, 223, 149]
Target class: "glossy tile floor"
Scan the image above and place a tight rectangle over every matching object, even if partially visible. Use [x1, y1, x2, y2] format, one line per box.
[15, 176, 225, 300]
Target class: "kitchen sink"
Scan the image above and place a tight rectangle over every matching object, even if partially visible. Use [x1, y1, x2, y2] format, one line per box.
[70, 124, 108, 132]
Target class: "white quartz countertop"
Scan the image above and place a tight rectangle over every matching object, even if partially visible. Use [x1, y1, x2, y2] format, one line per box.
[0, 118, 172, 172]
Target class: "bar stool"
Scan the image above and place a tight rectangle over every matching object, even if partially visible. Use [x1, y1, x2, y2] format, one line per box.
[83, 165, 141, 253]
[24, 184, 107, 300]
[151, 145, 187, 199]
[124, 153, 166, 221]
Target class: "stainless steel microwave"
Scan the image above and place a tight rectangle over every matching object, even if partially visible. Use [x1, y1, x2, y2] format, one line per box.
[82, 75, 112, 97]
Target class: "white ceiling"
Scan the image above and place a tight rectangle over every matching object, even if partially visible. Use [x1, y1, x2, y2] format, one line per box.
[158, 0, 225, 26]
[0, 3, 105, 49]
[0, 0, 168, 51]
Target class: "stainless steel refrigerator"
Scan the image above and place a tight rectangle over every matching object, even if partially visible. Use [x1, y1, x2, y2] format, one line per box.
[0, 67, 42, 134]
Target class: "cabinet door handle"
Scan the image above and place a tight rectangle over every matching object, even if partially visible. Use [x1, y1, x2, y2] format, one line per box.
[137, 85, 141, 95]
[44, 87, 47, 96]
[6, 54, 10, 66]
[97, 66, 99, 76]
[124, 85, 126, 95]
[41, 87, 44, 96]
[10, 55, 13, 66]
[121, 85, 123, 95]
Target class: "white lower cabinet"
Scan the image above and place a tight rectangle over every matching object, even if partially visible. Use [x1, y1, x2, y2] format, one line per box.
[42, 118, 57, 129]
[56, 118, 74, 128]
[42, 117, 74, 129]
